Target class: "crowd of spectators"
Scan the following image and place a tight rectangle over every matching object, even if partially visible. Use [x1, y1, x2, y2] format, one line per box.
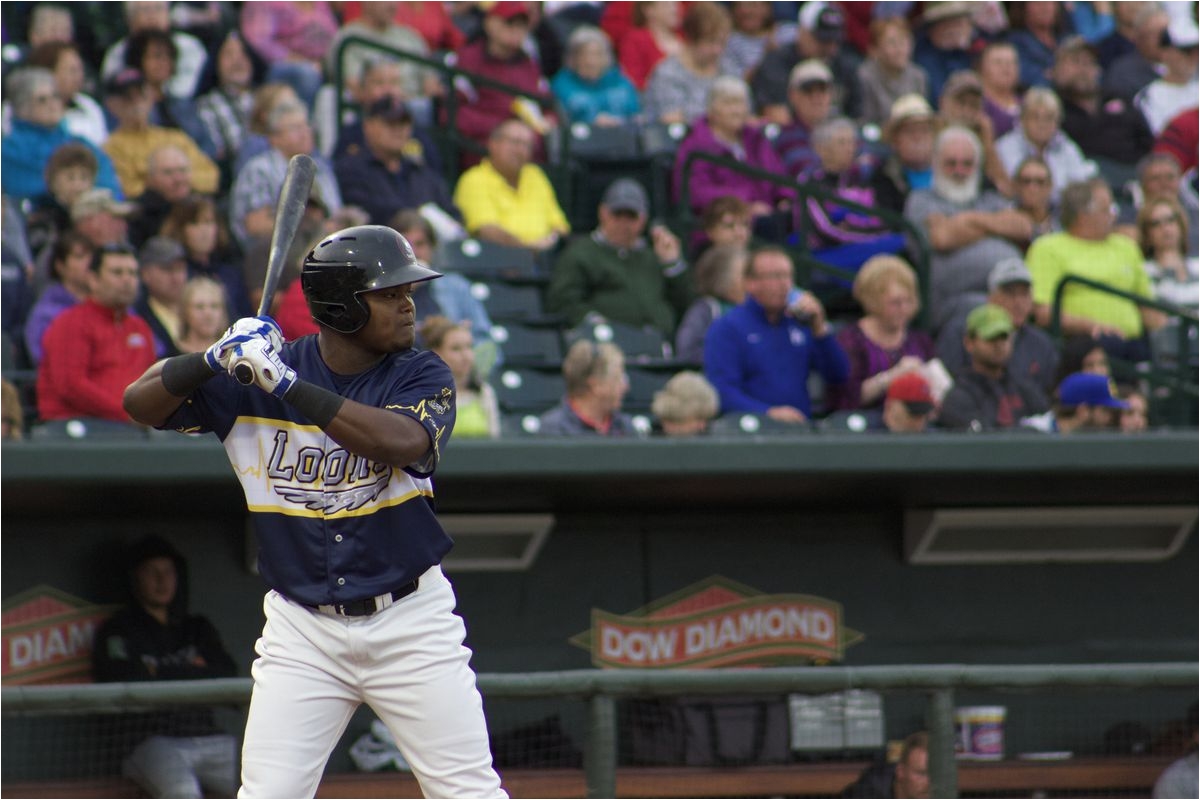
[0, 0, 1196, 441]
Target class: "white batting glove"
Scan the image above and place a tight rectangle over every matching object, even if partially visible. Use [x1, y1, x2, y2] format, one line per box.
[204, 316, 284, 372]
[228, 338, 297, 399]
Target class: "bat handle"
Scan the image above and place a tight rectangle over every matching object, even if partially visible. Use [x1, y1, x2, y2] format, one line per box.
[233, 360, 255, 385]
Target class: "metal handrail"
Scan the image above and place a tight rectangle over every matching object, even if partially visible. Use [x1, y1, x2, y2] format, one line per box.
[677, 149, 935, 327]
[5, 662, 1194, 799]
[1050, 273, 1199, 426]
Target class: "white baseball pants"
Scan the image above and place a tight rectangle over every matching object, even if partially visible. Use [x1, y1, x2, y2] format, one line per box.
[124, 733, 238, 798]
[238, 565, 506, 798]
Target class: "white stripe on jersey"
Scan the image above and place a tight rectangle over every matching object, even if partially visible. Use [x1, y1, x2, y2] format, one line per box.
[224, 416, 434, 519]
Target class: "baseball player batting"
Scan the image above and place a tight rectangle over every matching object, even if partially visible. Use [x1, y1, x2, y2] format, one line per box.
[123, 225, 506, 798]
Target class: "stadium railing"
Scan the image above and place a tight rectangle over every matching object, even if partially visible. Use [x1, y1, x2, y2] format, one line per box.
[1049, 274, 1199, 426]
[3, 662, 1193, 799]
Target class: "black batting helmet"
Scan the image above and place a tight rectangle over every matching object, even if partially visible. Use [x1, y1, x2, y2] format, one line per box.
[301, 225, 441, 333]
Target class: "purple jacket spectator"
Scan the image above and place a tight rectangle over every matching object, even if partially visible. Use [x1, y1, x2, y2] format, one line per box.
[23, 283, 79, 365]
[829, 323, 935, 410]
[672, 116, 794, 216]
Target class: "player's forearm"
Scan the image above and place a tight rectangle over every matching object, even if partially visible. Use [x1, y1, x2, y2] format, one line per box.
[123, 360, 190, 427]
[322, 397, 435, 468]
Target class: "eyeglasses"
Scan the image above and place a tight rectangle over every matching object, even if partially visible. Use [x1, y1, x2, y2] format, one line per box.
[1148, 215, 1179, 228]
[31, 93, 60, 104]
[940, 158, 977, 169]
[1017, 175, 1050, 186]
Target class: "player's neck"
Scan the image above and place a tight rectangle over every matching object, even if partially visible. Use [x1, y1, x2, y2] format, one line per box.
[317, 333, 388, 375]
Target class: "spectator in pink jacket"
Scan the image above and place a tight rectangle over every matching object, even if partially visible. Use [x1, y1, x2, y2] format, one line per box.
[240, 2, 339, 109]
[673, 76, 794, 241]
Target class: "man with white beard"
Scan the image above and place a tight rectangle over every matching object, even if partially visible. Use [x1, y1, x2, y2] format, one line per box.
[904, 125, 1031, 333]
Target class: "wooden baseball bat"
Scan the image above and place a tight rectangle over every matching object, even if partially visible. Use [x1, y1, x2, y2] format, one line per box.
[233, 153, 318, 385]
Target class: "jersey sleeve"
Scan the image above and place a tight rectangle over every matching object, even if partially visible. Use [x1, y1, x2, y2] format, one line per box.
[161, 373, 245, 440]
[381, 351, 457, 479]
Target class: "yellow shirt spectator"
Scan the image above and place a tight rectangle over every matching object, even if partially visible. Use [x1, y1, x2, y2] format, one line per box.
[1027, 231, 1151, 339]
[453, 159, 569, 246]
[103, 125, 219, 198]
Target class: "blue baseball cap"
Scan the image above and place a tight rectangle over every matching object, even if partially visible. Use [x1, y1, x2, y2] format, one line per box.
[1058, 373, 1129, 409]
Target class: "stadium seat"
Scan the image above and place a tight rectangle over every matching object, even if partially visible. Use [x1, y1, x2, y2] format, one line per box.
[468, 280, 548, 322]
[623, 365, 675, 414]
[565, 316, 674, 362]
[494, 367, 564, 414]
[437, 239, 542, 282]
[639, 122, 689, 158]
[491, 322, 564, 366]
[817, 409, 886, 433]
[500, 411, 545, 436]
[708, 413, 815, 437]
[29, 419, 150, 440]
[565, 122, 640, 161]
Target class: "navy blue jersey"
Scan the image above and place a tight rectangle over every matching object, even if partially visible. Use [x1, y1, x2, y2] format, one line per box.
[163, 336, 457, 606]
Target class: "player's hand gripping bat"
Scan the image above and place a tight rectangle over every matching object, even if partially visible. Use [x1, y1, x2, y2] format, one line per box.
[232, 153, 317, 385]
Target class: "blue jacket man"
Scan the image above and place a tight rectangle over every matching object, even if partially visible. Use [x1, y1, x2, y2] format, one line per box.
[704, 246, 849, 421]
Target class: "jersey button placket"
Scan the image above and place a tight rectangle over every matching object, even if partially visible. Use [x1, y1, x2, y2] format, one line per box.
[334, 534, 343, 542]
[337, 577, 345, 586]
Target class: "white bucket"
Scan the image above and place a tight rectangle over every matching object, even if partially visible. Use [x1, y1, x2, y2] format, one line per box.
[955, 706, 1006, 760]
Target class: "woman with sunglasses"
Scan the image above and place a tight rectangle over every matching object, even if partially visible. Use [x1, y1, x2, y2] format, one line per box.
[1012, 155, 1058, 244]
[1137, 197, 1198, 308]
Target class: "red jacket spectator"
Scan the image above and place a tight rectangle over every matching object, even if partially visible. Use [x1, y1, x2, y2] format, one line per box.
[276, 279, 319, 342]
[615, 2, 686, 91]
[1153, 107, 1199, 174]
[38, 297, 156, 423]
[449, 4, 551, 163]
[835, 1, 875, 55]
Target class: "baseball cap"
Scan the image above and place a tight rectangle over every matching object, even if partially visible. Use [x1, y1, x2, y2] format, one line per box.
[488, 1, 531, 20]
[942, 70, 983, 99]
[105, 67, 146, 98]
[884, 93, 935, 139]
[1058, 372, 1130, 409]
[987, 258, 1032, 293]
[364, 95, 413, 124]
[1166, 17, 1200, 49]
[601, 178, 647, 215]
[797, 1, 844, 42]
[138, 235, 186, 267]
[789, 58, 834, 90]
[966, 303, 1014, 340]
[921, 1, 974, 26]
[887, 371, 935, 415]
[70, 188, 134, 222]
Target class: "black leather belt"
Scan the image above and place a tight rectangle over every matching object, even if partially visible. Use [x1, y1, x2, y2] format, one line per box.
[315, 578, 419, 617]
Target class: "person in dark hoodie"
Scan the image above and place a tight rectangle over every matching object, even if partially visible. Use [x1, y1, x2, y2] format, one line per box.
[92, 535, 238, 799]
[841, 731, 931, 798]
